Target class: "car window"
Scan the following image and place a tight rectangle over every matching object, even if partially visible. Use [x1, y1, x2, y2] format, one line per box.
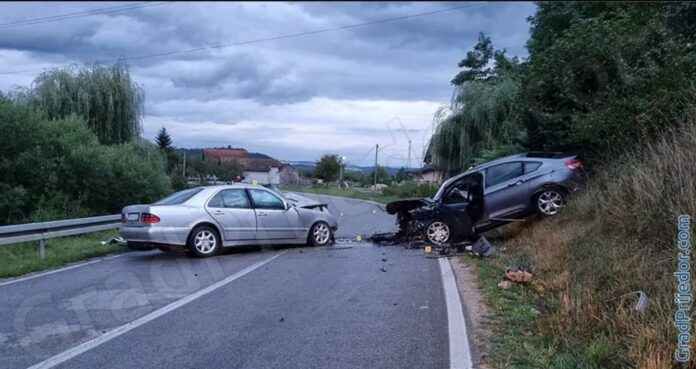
[443, 184, 469, 204]
[208, 189, 251, 209]
[524, 162, 542, 173]
[485, 162, 524, 188]
[249, 189, 285, 210]
[154, 187, 203, 205]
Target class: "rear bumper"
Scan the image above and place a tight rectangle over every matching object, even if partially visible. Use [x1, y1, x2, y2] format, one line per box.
[120, 225, 189, 246]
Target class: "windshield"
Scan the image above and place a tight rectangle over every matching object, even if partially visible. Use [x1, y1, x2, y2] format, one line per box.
[154, 187, 203, 205]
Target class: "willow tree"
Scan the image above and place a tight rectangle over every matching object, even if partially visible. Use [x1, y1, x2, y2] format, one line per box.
[427, 34, 526, 173]
[30, 61, 144, 145]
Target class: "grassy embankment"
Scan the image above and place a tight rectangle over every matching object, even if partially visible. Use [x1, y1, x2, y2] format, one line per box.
[470, 121, 696, 369]
[0, 230, 124, 278]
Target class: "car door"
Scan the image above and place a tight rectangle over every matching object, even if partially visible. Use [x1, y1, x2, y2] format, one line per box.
[248, 188, 304, 240]
[439, 172, 484, 236]
[483, 161, 529, 219]
[206, 189, 257, 241]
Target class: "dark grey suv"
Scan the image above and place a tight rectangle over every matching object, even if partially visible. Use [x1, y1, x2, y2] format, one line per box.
[386, 152, 585, 245]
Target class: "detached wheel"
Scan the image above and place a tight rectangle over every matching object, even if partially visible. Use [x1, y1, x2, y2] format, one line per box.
[425, 220, 451, 245]
[309, 222, 332, 246]
[188, 226, 222, 257]
[536, 189, 565, 216]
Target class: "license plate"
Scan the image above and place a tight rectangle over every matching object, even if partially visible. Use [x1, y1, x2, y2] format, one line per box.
[127, 213, 140, 222]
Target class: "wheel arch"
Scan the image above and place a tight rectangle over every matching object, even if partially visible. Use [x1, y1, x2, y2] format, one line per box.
[187, 221, 223, 245]
[531, 182, 569, 203]
[306, 220, 331, 244]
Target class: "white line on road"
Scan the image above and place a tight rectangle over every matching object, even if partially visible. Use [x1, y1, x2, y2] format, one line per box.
[26, 251, 286, 369]
[439, 257, 473, 369]
[0, 253, 126, 288]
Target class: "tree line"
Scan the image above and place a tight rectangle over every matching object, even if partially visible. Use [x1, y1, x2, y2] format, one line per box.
[0, 63, 169, 225]
[427, 2, 696, 172]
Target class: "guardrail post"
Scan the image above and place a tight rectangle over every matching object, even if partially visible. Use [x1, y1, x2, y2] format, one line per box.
[38, 239, 46, 259]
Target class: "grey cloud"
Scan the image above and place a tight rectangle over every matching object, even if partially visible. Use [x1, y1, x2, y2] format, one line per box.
[0, 1, 536, 164]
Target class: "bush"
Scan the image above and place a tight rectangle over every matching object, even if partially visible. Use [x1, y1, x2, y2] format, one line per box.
[0, 98, 170, 224]
[382, 181, 438, 198]
[494, 112, 696, 368]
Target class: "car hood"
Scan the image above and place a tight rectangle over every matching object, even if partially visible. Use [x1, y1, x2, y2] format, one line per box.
[282, 192, 329, 210]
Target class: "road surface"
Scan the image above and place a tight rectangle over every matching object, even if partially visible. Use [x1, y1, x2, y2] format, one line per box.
[0, 194, 470, 369]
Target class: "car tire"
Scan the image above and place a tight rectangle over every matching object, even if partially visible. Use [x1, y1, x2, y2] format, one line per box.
[187, 225, 222, 257]
[425, 220, 451, 245]
[308, 222, 332, 246]
[535, 188, 565, 216]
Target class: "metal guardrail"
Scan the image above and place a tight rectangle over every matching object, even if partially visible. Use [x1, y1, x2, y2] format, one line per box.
[0, 214, 121, 258]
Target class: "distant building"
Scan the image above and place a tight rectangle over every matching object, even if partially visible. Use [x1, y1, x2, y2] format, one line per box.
[201, 147, 300, 185]
[414, 165, 444, 184]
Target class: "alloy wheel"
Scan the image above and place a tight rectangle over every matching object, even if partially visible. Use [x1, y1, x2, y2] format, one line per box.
[538, 190, 563, 216]
[313, 223, 331, 245]
[194, 230, 217, 254]
[426, 221, 450, 245]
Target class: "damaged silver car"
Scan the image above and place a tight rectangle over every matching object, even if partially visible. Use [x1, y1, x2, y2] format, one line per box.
[121, 184, 338, 257]
[385, 152, 585, 245]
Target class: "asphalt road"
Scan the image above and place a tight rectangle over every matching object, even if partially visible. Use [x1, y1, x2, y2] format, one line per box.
[0, 194, 465, 369]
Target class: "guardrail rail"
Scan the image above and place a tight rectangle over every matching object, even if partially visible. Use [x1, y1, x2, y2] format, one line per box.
[0, 214, 121, 258]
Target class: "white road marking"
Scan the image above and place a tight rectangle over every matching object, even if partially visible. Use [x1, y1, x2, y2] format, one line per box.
[439, 257, 474, 369]
[0, 254, 126, 288]
[26, 251, 286, 369]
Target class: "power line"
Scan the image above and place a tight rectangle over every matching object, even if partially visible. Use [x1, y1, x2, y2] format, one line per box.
[0, 3, 486, 76]
[0, 2, 169, 29]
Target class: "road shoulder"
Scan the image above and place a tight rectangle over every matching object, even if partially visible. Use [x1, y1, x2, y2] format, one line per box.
[451, 256, 493, 369]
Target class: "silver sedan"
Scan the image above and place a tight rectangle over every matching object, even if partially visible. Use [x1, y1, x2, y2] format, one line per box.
[120, 184, 338, 257]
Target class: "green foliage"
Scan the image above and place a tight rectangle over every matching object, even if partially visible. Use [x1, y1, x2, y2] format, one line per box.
[155, 127, 173, 151]
[394, 167, 410, 182]
[314, 154, 341, 181]
[186, 157, 243, 183]
[0, 98, 170, 224]
[522, 2, 696, 165]
[26, 62, 144, 145]
[371, 166, 392, 184]
[382, 181, 437, 198]
[429, 74, 525, 171]
[0, 230, 122, 278]
[430, 3, 696, 172]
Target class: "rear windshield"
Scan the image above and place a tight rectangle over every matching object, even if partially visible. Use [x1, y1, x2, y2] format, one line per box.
[154, 188, 203, 205]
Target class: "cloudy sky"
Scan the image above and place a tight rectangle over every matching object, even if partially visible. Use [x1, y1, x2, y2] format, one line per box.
[0, 1, 536, 167]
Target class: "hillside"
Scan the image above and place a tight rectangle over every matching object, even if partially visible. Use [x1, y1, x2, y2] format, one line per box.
[473, 116, 696, 368]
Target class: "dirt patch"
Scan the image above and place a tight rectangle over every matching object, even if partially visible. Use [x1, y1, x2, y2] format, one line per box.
[450, 256, 493, 369]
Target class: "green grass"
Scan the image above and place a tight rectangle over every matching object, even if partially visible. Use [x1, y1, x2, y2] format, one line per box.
[464, 239, 622, 369]
[0, 230, 126, 278]
[281, 185, 400, 204]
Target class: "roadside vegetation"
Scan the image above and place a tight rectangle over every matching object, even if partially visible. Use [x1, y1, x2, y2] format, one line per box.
[282, 180, 438, 204]
[435, 3, 696, 369]
[0, 63, 172, 225]
[473, 117, 696, 368]
[0, 230, 122, 278]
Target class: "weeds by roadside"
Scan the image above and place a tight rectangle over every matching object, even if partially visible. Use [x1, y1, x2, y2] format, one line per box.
[0, 230, 125, 278]
[470, 119, 696, 369]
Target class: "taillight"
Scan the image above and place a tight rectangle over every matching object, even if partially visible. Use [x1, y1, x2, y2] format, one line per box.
[141, 213, 160, 224]
[565, 158, 583, 171]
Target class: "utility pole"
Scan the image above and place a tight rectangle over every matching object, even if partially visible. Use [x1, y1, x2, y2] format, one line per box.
[182, 150, 187, 178]
[338, 156, 343, 189]
[373, 144, 379, 187]
[407, 139, 412, 169]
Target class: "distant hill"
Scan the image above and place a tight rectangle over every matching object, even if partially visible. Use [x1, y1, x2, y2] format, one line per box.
[285, 160, 406, 176]
[172, 151, 411, 176]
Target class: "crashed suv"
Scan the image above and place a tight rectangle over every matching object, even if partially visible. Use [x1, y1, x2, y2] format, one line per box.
[386, 152, 585, 245]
